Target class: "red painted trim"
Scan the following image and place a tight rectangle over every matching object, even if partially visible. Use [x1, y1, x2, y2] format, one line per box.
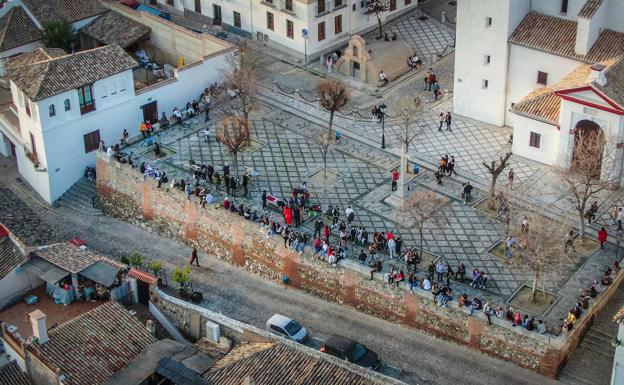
[555, 87, 624, 112]
[557, 93, 624, 115]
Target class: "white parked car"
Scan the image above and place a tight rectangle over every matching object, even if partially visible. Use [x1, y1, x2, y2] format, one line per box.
[266, 314, 308, 343]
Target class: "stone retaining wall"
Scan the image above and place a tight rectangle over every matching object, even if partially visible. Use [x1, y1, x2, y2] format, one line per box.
[96, 152, 608, 378]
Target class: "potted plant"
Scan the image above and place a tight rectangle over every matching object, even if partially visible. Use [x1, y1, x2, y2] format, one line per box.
[149, 260, 165, 286]
[120, 255, 130, 265]
[172, 266, 191, 299]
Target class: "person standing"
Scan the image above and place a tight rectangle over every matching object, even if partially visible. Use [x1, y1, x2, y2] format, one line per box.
[445, 112, 452, 131]
[424, 71, 430, 91]
[428, 71, 436, 91]
[598, 227, 608, 249]
[242, 173, 249, 196]
[332, 206, 340, 227]
[189, 247, 200, 267]
[261, 190, 267, 209]
[223, 163, 230, 179]
[391, 170, 400, 191]
[314, 217, 323, 238]
[345, 206, 355, 227]
[462, 181, 473, 204]
[438, 112, 444, 131]
[507, 169, 515, 190]
[326, 56, 333, 73]
[203, 127, 210, 143]
[379, 70, 389, 86]
[432, 81, 440, 101]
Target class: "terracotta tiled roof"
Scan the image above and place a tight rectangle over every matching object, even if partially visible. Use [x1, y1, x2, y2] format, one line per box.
[578, 0, 604, 18]
[204, 342, 376, 385]
[0, 235, 25, 280]
[128, 268, 158, 285]
[0, 361, 31, 385]
[0, 7, 42, 52]
[194, 337, 232, 360]
[5, 47, 66, 70]
[509, 12, 624, 63]
[82, 11, 150, 48]
[31, 301, 156, 385]
[21, 0, 105, 25]
[35, 242, 101, 273]
[9, 44, 138, 101]
[511, 59, 622, 123]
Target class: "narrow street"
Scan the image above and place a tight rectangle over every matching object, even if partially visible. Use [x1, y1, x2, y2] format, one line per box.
[0, 169, 558, 385]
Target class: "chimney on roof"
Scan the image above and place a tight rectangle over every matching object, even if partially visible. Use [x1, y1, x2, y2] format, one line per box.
[590, 63, 607, 86]
[28, 309, 48, 344]
[243, 376, 255, 385]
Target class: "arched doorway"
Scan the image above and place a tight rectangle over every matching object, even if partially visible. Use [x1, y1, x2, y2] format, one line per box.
[571, 120, 604, 177]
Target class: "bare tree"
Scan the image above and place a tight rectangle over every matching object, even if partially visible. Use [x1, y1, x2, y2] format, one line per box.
[364, 0, 390, 39]
[216, 116, 250, 179]
[318, 79, 349, 137]
[495, 191, 514, 235]
[401, 190, 448, 258]
[483, 152, 512, 209]
[558, 130, 619, 241]
[391, 96, 424, 198]
[511, 213, 571, 303]
[215, 42, 259, 145]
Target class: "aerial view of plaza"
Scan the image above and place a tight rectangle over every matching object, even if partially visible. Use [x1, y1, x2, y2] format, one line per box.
[0, 0, 624, 384]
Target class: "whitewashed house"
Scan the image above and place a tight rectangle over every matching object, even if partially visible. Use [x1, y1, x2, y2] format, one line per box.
[0, 3, 235, 204]
[454, 0, 624, 180]
[156, 0, 418, 60]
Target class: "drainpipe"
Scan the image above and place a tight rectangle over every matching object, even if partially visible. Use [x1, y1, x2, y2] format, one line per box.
[249, 0, 254, 38]
[348, 0, 352, 36]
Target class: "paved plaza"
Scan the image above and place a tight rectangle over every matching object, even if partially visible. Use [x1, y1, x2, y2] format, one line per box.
[101, 4, 623, 328]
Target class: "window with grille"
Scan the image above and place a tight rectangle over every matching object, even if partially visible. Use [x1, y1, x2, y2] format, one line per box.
[194, 0, 201, 13]
[267, 12, 274, 30]
[390, 0, 396, 11]
[49, 104, 55, 117]
[78, 84, 95, 114]
[537, 71, 548, 85]
[234, 11, 241, 28]
[318, 22, 325, 41]
[335, 15, 342, 34]
[318, 0, 325, 14]
[529, 132, 541, 148]
[285, 0, 293, 12]
[286, 19, 294, 38]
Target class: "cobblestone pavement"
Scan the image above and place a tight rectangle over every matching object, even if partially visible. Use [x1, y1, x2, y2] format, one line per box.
[362, 8, 455, 65]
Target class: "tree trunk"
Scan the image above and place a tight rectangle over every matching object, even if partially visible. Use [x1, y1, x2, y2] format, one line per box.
[328, 111, 335, 136]
[419, 227, 424, 260]
[377, 16, 383, 39]
[232, 152, 239, 179]
[530, 269, 539, 303]
[488, 174, 498, 209]
[578, 208, 586, 242]
[323, 151, 328, 200]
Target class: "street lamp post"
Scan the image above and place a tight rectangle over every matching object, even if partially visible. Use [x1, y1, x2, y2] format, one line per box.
[380, 103, 387, 149]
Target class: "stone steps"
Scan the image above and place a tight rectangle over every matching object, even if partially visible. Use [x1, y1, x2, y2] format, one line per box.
[558, 371, 599, 385]
[577, 328, 616, 358]
[57, 178, 102, 216]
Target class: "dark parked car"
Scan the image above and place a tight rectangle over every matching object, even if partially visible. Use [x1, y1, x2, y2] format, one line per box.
[320, 335, 381, 370]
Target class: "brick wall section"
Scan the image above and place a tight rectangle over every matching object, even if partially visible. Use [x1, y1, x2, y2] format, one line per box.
[96, 153, 607, 378]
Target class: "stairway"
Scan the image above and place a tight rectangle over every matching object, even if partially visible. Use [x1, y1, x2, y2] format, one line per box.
[56, 178, 102, 216]
[559, 328, 615, 385]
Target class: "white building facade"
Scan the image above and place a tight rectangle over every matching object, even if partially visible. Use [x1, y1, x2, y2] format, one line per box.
[1, 44, 232, 204]
[453, 0, 624, 181]
[156, 0, 418, 60]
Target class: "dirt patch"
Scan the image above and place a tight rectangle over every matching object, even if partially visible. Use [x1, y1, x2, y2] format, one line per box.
[508, 285, 558, 315]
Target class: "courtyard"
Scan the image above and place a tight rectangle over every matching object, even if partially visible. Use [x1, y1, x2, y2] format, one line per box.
[120, 36, 619, 328]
